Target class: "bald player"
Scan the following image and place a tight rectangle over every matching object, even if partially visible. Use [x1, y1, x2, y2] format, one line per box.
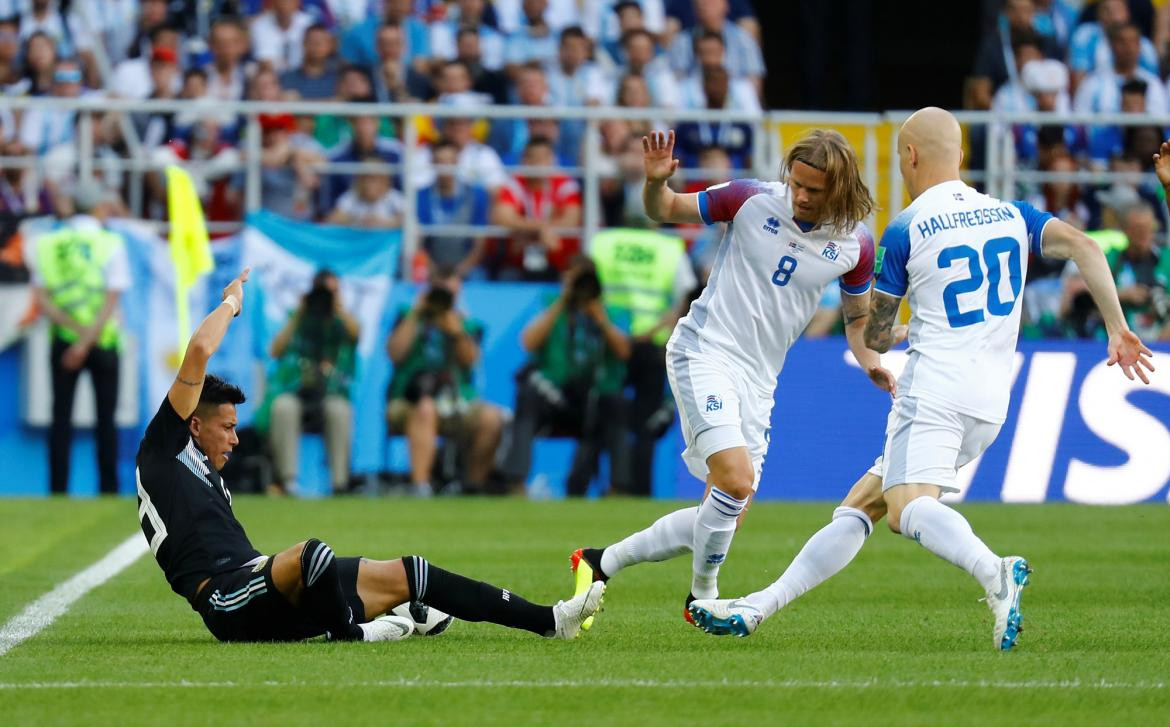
[688, 107, 1156, 650]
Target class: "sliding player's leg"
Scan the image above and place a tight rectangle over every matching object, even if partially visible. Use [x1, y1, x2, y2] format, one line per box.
[881, 399, 1030, 651]
[688, 471, 886, 637]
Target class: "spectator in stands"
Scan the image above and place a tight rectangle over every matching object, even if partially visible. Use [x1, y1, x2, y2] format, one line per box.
[133, 47, 183, 149]
[432, 0, 505, 71]
[19, 59, 80, 157]
[618, 28, 679, 108]
[600, 130, 650, 227]
[263, 269, 359, 495]
[504, 0, 558, 74]
[1020, 153, 1087, 337]
[326, 155, 404, 228]
[664, 0, 759, 42]
[491, 136, 583, 281]
[154, 97, 242, 224]
[31, 182, 128, 495]
[596, 0, 658, 71]
[0, 16, 20, 89]
[416, 109, 509, 192]
[205, 16, 251, 101]
[968, 0, 1061, 110]
[111, 23, 183, 100]
[1031, 153, 1090, 229]
[992, 58, 1076, 164]
[385, 271, 503, 496]
[502, 258, 632, 497]
[372, 21, 433, 102]
[1108, 202, 1170, 340]
[20, 0, 97, 87]
[122, 0, 172, 63]
[312, 65, 392, 148]
[495, 62, 551, 161]
[14, 31, 57, 97]
[456, 24, 509, 104]
[990, 42, 1056, 113]
[341, 0, 431, 73]
[247, 113, 322, 220]
[1086, 78, 1166, 166]
[667, 0, 763, 97]
[252, 0, 314, 73]
[614, 74, 664, 138]
[79, 0, 139, 67]
[1069, 0, 1159, 88]
[42, 111, 130, 203]
[1075, 24, 1167, 114]
[417, 137, 491, 278]
[680, 29, 761, 111]
[674, 65, 753, 169]
[323, 107, 403, 208]
[280, 23, 340, 100]
[548, 26, 607, 163]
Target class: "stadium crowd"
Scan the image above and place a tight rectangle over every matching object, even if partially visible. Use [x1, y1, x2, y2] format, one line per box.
[1, 0, 1170, 496]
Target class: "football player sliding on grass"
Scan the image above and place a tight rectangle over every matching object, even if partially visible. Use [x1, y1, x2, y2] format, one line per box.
[688, 108, 1155, 650]
[135, 267, 603, 643]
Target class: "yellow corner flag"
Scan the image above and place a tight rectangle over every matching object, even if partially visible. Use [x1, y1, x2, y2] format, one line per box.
[165, 165, 214, 357]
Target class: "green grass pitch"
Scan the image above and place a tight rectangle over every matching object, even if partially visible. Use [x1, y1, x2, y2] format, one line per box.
[1, 497, 1167, 726]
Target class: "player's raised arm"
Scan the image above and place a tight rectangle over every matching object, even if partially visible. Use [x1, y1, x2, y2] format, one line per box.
[1038, 219, 1155, 384]
[168, 268, 250, 419]
[641, 130, 704, 224]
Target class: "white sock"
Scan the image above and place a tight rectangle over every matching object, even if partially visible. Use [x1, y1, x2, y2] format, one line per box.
[899, 495, 1000, 592]
[691, 487, 748, 599]
[744, 506, 872, 618]
[600, 507, 697, 577]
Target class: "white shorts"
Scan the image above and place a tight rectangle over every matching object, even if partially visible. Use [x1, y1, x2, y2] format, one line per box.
[868, 395, 1002, 494]
[665, 345, 772, 491]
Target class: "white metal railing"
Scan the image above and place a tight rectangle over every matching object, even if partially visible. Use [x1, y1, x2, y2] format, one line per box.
[4, 97, 1168, 267]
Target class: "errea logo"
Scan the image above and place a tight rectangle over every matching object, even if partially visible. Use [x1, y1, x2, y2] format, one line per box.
[763, 216, 780, 234]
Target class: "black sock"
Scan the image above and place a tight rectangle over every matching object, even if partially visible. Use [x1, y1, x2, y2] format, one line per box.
[402, 556, 556, 637]
[582, 547, 609, 582]
[301, 539, 362, 641]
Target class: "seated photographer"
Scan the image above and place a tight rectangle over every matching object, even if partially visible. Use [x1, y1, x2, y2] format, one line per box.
[260, 270, 360, 495]
[502, 260, 633, 497]
[385, 271, 503, 496]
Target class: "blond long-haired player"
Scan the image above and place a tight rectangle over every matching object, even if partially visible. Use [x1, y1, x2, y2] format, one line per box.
[570, 128, 899, 625]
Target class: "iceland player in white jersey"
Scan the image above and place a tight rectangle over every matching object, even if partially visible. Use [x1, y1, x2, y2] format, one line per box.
[689, 108, 1156, 650]
[570, 129, 901, 626]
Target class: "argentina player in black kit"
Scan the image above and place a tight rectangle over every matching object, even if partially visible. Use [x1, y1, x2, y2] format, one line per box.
[136, 267, 604, 643]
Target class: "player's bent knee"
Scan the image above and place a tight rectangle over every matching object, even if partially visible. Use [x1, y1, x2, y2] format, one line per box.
[299, 538, 336, 588]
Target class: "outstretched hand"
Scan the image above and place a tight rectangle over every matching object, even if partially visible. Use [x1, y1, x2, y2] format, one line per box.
[1154, 140, 1170, 189]
[1107, 329, 1155, 385]
[866, 365, 898, 397]
[643, 130, 680, 183]
[223, 267, 251, 314]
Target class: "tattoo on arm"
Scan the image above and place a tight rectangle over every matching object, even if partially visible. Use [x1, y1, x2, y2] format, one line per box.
[864, 293, 902, 353]
[840, 292, 870, 326]
[176, 376, 202, 387]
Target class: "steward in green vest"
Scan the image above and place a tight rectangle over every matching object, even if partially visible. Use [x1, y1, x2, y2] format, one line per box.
[590, 228, 698, 496]
[32, 184, 129, 495]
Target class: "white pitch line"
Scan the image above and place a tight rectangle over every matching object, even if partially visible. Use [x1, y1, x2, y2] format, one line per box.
[0, 533, 147, 657]
[0, 678, 1164, 691]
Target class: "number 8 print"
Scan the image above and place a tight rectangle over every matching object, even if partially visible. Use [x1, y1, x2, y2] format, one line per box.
[772, 255, 798, 286]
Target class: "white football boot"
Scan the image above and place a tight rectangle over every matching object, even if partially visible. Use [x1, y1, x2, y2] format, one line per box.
[984, 556, 1032, 651]
[358, 614, 415, 642]
[687, 598, 764, 637]
[552, 581, 606, 639]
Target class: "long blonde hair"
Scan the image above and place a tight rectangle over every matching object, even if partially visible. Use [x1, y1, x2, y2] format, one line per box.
[779, 129, 875, 233]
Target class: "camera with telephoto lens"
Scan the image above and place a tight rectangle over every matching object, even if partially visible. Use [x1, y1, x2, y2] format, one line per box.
[420, 285, 455, 322]
[567, 269, 602, 310]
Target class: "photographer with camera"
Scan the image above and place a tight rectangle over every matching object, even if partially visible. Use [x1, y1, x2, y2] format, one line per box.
[385, 271, 503, 496]
[259, 270, 360, 495]
[502, 259, 633, 497]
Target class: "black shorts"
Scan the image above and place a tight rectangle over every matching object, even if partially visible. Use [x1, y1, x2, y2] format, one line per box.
[195, 555, 366, 642]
